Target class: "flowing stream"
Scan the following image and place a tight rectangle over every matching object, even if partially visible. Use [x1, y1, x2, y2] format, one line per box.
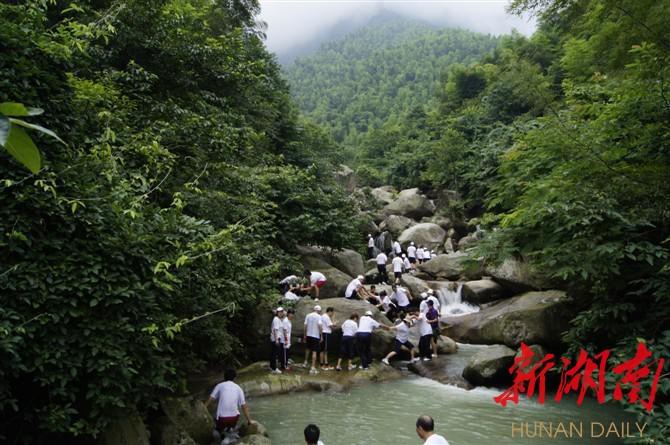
[251, 344, 631, 445]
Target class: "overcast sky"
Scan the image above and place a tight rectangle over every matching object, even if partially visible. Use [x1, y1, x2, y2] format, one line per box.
[258, 0, 537, 57]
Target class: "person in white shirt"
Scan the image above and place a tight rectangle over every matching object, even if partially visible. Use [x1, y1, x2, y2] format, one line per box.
[426, 289, 441, 356]
[391, 284, 411, 311]
[391, 255, 404, 282]
[419, 292, 429, 314]
[367, 234, 375, 259]
[282, 309, 294, 370]
[302, 270, 327, 299]
[279, 275, 299, 294]
[345, 275, 373, 300]
[407, 242, 417, 266]
[303, 305, 323, 374]
[393, 240, 402, 256]
[269, 307, 285, 374]
[416, 246, 425, 264]
[402, 254, 411, 271]
[426, 289, 440, 312]
[320, 307, 336, 370]
[356, 310, 390, 369]
[304, 423, 325, 445]
[375, 251, 388, 284]
[416, 415, 450, 445]
[206, 369, 252, 439]
[336, 312, 359, 371]
[382, 316, 418, 365]
[415, 310, 434, 361]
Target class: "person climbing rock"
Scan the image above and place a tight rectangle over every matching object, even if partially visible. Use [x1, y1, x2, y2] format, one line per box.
[356, 310, 390, 369]
[345, 275, 374, 300]
[302, 270, 327, 299]
[391, 284, 411, 312]
[382, 315, 418, 365]
[407, 242, 417, 267]
[206, 368, 253, 444]
[393, 239, 402, 257]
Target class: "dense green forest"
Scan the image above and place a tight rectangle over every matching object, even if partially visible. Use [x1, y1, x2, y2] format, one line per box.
[283, 18, 500, 152]
[0, 0, 357, 442]
[289, 0, 670, 439]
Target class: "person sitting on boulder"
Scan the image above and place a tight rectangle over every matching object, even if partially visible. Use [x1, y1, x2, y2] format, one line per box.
[205, 368, 253, 443]
[302, 270, 327, 299]
[336, 312, 359, 371]
[304, 423, 325, 445]
[382, 314, 419, 365]
[345, 275, 374, 300]
[366, 285, 381, 305]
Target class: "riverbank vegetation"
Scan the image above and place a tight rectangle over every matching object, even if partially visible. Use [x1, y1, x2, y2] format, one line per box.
[0, 1, 358, 442]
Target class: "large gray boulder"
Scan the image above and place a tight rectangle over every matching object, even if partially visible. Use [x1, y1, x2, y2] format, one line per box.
[462, 344, 516, 387]
[316, 267, 353, 299]
[400, 275, 431, 298]
[445, 291, 574, 349]
[462, 279, 508, 304]
[160, 397, 213, 445]
[335, 164, 356, 192]
[382, 188, 436, 220]
[407, 356, 473, 390]
[457, 234, 478, 250]
[329, 249, 366, 278]
[417, 252, 477, 280]
[397, 223, 447, 251]
[485, 257, 550, 293]
[379, 214, 415, 237]
[291, 298, 394, 357]
[370, 186, 397, 206]
[420, 215, 453, 231]
[97, 408, 150, 445]
[150, 417, 197, 445]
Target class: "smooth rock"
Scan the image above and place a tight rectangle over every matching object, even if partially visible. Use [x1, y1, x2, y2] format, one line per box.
[417, 252, 478, 281]
[160, 397, 213, 445]
[382, 188, 436, 220]
[485, 257, 550, 293]
[462, 344, 516, 387]
[400, 275, 431, 298]
[407, 356, 473, 390]
[370, 186, 397, 206]
[462, 279, 508, 304]
[397, 223, 447, 251]
[379, 215, 415, 237]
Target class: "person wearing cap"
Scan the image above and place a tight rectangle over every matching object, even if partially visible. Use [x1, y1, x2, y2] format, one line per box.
[367, 234, 375, 259]
[419, 292, 429, 314]
[282, 309, 295, 370]
[407, 242, 417, 266]
[416, 415, 450, 444]
[336, 312, 359, 371]
[392, 254, 404, 282]
[393, 239, 402, 257]
[269, 307, 286, 374]
[356, 310, 390, 369]
[375, 250, 389, 285]
[303, 305, 323, 374]
[402, 254, 411, 272]
[426, 289, 440, 312]
[415, 308, 434, 361]
[302, 270, 327, 299]
[382, 314, 418, 365]
[426, 300, 441, 358]
[345, 275, 373, 300]
[320, 307, 336, 370]
[391, 284, 411, 312]
[416, 245, 425, 264]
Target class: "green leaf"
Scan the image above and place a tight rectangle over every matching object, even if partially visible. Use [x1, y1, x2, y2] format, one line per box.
[4, 125, 41, 173]
[0, 103, 44, 117]
[9, 118, 65, 145]
[0, 115, 9, 146]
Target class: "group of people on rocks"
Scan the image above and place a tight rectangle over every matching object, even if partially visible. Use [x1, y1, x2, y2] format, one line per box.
[369, 234, 436, 285]
[206, 368, 450, 444]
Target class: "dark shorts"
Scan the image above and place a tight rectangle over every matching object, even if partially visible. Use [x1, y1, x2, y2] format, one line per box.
[394, 271, 402, 278]
[217, 415, 239, 431]
[394, 339, 414, 354]
[409, 257, 416, 264]
[432, 326, 440, 340]
[321, 332, 332, 351]
[340, 335, 355, 359]
[306, 336, 321, 352]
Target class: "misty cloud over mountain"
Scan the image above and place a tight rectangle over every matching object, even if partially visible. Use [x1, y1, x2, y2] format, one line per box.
[259, 0, 536, 63]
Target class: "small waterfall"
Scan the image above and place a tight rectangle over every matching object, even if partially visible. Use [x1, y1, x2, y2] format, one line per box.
[373, 231, 392, 255]
[437, 283, 479, 316]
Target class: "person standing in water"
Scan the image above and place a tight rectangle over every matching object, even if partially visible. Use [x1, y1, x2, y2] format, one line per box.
[415, 415, 450, 444]
[205, 368, 253, 442]
[336, 312, 359, 371]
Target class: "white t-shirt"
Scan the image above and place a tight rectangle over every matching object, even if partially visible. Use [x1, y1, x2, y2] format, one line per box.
[341, 319, 358, 337]
[393, 287, 410, 307]
[395, 322, 410, 343]
[270, 316, 284, 343]
[419, 300, 428, 314]
[368, 237, 375, 248]
[283, 291, 300, 301]
[407, 245, 416, 258]
[357, 315, 380, 333]
[417, 313, 433, 336]
[280, 275, 298, 284]
[382, 295, 393, 311]
[304, 312, 323, 339]
[345, 278, 363, 298]
[283, 318, 292, 347]
[321, 313, 334, 334]
[393, 241, 401, 254]
[403, 257, 411, 269]
[210, 381, 246, 418]
[310, 271, 326, 285]
[376, 252, 388, 265]
[417, 248, 424, 260]
[392, 256, 404, 272]
[425, 434, 450, 445]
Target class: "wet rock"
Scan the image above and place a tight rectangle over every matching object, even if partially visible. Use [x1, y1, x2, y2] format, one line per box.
[407, 356, 473, 390]
[382, 188, 436, 220]
[400, 275, 431, 298]
[160, 397, 214, 445]
[444, 291, 574, 349]
[462, 279, 508, 304]
[462, 344, 516, 387]
[436, 335, 458, 354]
[397, 223, 447, 252]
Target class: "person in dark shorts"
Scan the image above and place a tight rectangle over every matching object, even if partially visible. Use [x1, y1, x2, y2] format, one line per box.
[320, 307, 336, 370]
[426, 300, 440, 358]
[382, 315, 418, 365]
[336, 312, 359, 371]
[303, 305, 323, 375]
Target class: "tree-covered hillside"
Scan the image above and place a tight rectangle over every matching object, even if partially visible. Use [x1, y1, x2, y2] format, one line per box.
[283, 18, 500, 152]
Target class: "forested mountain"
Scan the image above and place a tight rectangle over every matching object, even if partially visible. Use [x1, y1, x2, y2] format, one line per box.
[283, 18, 500, 152]
[0, 1, 357, 442]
